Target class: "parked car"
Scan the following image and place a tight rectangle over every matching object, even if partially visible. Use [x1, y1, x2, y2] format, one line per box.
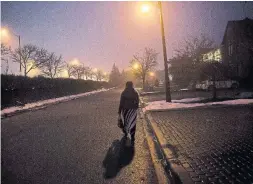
[196, 80, 239, 91]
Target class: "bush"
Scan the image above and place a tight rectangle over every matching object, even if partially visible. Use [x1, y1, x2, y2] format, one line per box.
[1, 75, 109, 109]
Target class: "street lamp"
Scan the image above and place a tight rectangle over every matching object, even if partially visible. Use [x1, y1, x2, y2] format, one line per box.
[133, 62, 140, 70]
[1, 27, 22, 74]
[140, 2, 171, 102]
[141, 4, 150, 13]
[149, 72, 155, 77]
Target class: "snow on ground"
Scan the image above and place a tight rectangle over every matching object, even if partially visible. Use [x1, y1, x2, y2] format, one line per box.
[237, 92, 253, 98]
[172, 97, 206, 103]
[143, 98, 253, 112]
[140, 91, 163, 95]
[1, 88, 115, 116]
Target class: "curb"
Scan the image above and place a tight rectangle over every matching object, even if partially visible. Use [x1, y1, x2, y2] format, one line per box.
[146, 113, 193, 184]
[139, 110, 171, 184]
[137, 90, 171, 184]
[138, 94, 194, 184]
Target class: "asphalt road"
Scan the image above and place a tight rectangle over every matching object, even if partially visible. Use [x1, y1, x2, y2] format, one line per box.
[2, 89, 158, 184]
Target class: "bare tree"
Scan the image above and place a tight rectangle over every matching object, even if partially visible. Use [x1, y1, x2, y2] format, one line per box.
[1, 43, 11, 75]
[73, 65, 85, 79]
[175, 34, 214, 61]
[39, 53, 64, 78]
[200, 61, 228, 100]
[96, 69, 104, 81]
[170, 35, 215, 88]
[1, 43, 10, 59]
[12, 44, 48, 77]
[83, 67, 92, 80]
[66, 63, 75, 78]
[130, 47, 158, 89]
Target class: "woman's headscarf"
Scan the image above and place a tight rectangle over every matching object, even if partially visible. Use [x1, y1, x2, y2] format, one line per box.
[125, 81, 133, 89]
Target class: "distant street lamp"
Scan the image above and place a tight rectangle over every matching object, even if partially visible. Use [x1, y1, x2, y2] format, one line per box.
[133, 63, 140, 70]
[140, 2, 171, 102]
[70, 58, 80, 66]
[0, 27, 22, 74]
[149, 72, 155, 77]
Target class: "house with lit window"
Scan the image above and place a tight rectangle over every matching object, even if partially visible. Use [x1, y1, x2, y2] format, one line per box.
[221, 17, 253, 79]
[202, 48, 222, 63]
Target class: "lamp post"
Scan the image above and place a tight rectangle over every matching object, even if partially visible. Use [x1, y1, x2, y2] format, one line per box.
[158, 1, 171, 102]
[141, 2, 171, 102]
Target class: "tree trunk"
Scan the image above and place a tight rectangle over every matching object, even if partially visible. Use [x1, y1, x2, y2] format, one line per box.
[24, 66, 27, 77]
[142, 76, 145, 90]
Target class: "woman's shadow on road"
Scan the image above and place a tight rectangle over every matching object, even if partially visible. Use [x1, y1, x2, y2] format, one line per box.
[102, 137, 135, 179]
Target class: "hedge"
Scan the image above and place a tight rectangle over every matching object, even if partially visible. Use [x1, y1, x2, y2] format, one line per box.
[1, 75, 109, 109]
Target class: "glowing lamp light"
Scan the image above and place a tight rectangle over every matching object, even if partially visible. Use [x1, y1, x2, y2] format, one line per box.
[141, 4, 150, 13]
[70, 58, 80, 66]
[0, 28, 8, 38]
[133, 63, 139, 70]
[149, 72, 155, 77]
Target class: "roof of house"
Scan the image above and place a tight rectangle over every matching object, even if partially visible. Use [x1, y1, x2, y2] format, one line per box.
[221, 17, 253, 45]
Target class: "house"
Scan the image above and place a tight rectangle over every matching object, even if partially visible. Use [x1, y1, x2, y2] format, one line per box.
[221, 17, 253, 79]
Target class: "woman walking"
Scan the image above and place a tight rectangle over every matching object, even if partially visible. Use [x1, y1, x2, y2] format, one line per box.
[118, 81, 139, 146]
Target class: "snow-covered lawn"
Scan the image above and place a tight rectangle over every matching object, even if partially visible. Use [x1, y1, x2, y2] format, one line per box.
[143, 98, 253, 112]
[1, 87, 115, 117]
[140, 91, 164, 95]
[237, 92, 253, 98]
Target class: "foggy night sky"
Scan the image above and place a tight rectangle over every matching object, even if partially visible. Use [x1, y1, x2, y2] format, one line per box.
[1, 1, 253, 76]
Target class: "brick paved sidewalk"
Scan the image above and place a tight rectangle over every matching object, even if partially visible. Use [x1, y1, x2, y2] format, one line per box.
[148, 105, 253, 184]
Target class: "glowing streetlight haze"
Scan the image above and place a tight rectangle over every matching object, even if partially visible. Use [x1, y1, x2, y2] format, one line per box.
[133, 63, 140, 70]
[1, 28, 8, 37]
[149, 72, 155, 77]
[70, 58, 80, 66]
[141, 4, 150, 13]
[0, 27, 10, 43]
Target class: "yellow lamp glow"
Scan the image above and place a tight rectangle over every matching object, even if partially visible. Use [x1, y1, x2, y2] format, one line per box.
[141, 4, 150, 13]
[133, 63, 139, 70]
[0, 28, 8, 38]
[149, 72, 155, 77]
[70, 58, 80, 66]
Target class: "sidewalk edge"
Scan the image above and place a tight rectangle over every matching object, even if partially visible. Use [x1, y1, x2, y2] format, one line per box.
[140, 111, 171, 184]
[146, 113, 194, 184]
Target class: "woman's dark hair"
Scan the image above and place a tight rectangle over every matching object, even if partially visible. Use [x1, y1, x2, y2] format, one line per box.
[126, 81, 133, 88]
